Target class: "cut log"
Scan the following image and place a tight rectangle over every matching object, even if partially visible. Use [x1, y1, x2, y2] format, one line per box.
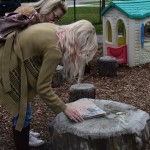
[98, 56, 117, 77]
[30, 143, 53, 150]
[84, 63, 91, 74]
[52, 65, 64, 88]
[50, 99, 150, 150]
[0, 142, 7, 149]
[69, 83, 96, 102]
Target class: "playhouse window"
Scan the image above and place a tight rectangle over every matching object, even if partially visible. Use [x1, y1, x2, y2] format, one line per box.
[106, 20, 112, 42]
[117, 19, 126, 46]
[144, 22, 150, 50]
[117, 20, 125, 37]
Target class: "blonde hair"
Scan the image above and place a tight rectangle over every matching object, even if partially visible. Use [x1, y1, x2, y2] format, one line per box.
[39, 0, 68, 22]
[14, 6, 37, 17]
[56, 20, 98, 83]
[14, 6, 40, 24]
[21, 0, 68, 22]
[21, 0, 47, 12]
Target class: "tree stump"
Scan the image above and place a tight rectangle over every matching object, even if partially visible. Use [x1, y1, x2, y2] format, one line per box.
[84, 63, 91, 74]
[98, 56, 118, 77]
[30, 143, 53, 150]
[52, 65, 64, 88]
[50, 99, 150, 150]
[0, 141, 7, 149]
[69, 83, 96, 102]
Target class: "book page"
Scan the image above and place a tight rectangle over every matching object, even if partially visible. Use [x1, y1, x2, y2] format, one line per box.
[70, 99, 106, 119]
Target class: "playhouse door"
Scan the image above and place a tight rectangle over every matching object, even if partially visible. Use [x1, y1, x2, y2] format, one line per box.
[117, 19, 126, 47]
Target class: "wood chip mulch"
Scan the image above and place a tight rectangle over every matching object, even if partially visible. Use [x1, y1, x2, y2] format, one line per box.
[0, 44, 150, 150]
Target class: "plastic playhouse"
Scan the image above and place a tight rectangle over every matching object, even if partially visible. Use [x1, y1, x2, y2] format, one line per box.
[101, 0, 150, 67]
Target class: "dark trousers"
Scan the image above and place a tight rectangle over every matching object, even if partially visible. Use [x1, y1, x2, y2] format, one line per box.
[13, 125, 30, 150]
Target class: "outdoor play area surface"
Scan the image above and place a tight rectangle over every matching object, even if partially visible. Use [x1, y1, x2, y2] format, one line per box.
[0, 44, 150, 149]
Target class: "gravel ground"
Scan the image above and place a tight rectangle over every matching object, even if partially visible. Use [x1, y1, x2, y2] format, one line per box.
[0, 44, 150, 150]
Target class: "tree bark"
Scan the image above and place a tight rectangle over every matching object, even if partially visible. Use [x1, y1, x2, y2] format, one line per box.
[98, 56, 118, 77]
[69, 83, 96, 102]
[84, 63, 91, 74]
[0, 141, 7, 150]
[102, 0, 105, 10]
[30, 143, 53, 150]
[50, 99, 150, 150]
[52, 65, 64, 88]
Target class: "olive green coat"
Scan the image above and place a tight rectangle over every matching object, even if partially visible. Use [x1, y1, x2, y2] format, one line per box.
[0, 23, 66, 131]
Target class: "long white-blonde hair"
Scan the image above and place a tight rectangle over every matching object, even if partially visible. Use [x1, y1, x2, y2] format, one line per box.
[39, 0, 68, 22]
[22, 0, 46, 11]
[56, 20, 98, 83]
[22, 0, 68, 22]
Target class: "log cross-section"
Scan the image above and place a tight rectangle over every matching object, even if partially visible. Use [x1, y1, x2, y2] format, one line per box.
[52, 65, 64, 88]
[98, 56, 118, 77]
[69, 83, 96, 102]
[50, 99, 150, 150]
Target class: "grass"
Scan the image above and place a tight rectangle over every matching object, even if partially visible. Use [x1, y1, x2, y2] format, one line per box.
[59, 7, 103, 34]
[80, 1, 100, 4]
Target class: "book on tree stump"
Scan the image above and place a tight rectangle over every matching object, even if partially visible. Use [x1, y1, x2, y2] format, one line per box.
[70, 98, 106, 119]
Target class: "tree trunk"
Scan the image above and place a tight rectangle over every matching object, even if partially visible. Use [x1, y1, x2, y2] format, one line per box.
[50, 99, 150, 150]
[30, 143, 53, 150]
[0, 141, 7, 149]
[102, 0, 105, 10]
[84, 63, 91, 74]
[98, 56, 118, 77]
[69, 83, 96, 102]
[52, 65, 64, 88]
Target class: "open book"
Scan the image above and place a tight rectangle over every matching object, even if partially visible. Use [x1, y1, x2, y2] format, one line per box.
[70, 99, 106, 119]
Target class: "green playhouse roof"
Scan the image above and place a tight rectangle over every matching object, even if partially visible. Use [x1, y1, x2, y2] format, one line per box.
[101, 0, 150, 19]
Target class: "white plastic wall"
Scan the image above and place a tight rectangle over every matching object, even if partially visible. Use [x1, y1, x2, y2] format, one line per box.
[102, 8, 150, 67]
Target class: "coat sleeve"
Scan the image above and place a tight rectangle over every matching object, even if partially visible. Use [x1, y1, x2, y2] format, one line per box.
[36, 46, 66, 114]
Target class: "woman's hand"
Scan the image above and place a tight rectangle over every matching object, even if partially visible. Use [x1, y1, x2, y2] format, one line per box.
[64, 103, 84, 122]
